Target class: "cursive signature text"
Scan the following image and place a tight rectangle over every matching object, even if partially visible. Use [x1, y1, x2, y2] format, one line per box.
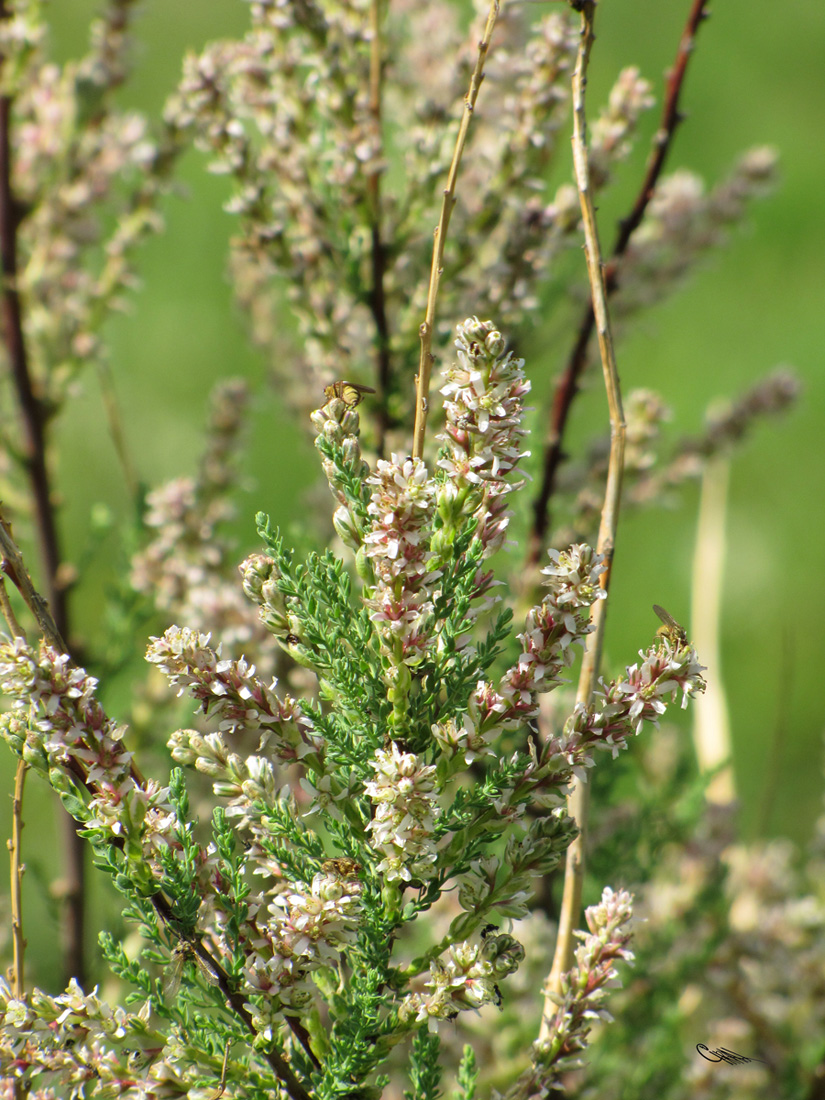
[696, 1044, 768, 1067]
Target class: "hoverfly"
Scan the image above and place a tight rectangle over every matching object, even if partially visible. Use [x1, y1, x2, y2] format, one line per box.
[323, 380, 376, 407]
[162, 941, 220, 1001]
[652, 604, 688, 648]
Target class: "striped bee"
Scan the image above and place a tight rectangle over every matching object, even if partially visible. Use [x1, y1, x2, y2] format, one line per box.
[652, 604, 688, 648]
[323, 380, 376, 407]
[321, 856, 362, 878]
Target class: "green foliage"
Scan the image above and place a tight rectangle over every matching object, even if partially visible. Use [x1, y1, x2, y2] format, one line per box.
[452, 1046, 478, 1100]
[406, 1030, 443, 1100]
[313, 971, 394, 1100]
[157, 770, 203, 934]
[258, 516, 387, 735]
[0, 1, 818, 1099]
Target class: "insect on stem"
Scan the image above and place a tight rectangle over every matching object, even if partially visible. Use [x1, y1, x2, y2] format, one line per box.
[162, 941, 220, 1001]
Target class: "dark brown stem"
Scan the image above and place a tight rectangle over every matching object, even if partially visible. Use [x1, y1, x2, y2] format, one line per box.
[367, 0, 391, 457]
[285, 1014, 321, 1070]
[0, 6, 88, 987]
[369, 227, 391, 458]
[0, 119, 66, 636]
[527, 0, 711, 564]
[152, 895, 313, 1100]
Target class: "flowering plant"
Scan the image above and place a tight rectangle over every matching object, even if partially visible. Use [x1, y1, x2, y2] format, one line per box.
[0, 316, 706, 1097]
[0, 1, 813, 1098]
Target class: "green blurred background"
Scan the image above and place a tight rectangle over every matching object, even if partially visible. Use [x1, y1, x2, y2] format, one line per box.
[3, 0, 823, 983]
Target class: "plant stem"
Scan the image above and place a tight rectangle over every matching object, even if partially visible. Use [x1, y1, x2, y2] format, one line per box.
[0, 575, 28, 997]
[0, 512, 147, 796]
[528, 0, 711, 563]
[367, 0, 391, 458]
[152, 895, 313, 1100]
[0, 572, 24, 640]
[0, 62, 67, 640]
[7, 756, 26, 1007]
[0, 2, 89, 986]
[0, 508, 68, 653]
[691, 456, 735, 803]
[9, 758, 26, 998]
[412, 0, 500, 461]
[541, 0, 625, 1019]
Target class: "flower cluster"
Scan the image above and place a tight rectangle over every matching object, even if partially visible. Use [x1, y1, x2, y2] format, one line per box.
[160, 0, 780, 486]
[146, 626, 321, 766]
[0, 0, 809, 1095]
[0, 978, 171, 1098]
[450, 636, 705, 850]
[628, 367, 800, 511]
[0, 636, 180, 895]
[570, 387, 672, 533]
[455, 816, 580, 928]
[245, 869, 363, 1033]
[0, 636, 133, 787]
[3, 1, 178, 402]
[437, 317, 531, 558]
[312, 393, 372, 551]
[363, 456, 439, 660]
[468, 544, 606, 737]
[400, 930, 525, 1029]
[431, 712, 498, 767]
[559, 634, 706, 766]
[0, 628, 362, 1047]
[0, 316, 708, 1093]
[239, 551, 307, 666]
[523, 887, 635, 1089]
[622, 388, 672, 475]
[570, 781, 825, 1100]
[616, 147, 779, 316]
[433, 9, 582, 328]
[164, 0, 378, 408]
[588, 67, 655, 191]
[168, 727, 282, 815]
[560, 370, 799, 545]
[365, 743, 440, 884]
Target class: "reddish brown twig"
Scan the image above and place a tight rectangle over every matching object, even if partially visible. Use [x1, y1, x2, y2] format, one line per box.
[527, 0, 711, 564]
[0, 87, 67, 637]
[0, 2, 88, 986]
